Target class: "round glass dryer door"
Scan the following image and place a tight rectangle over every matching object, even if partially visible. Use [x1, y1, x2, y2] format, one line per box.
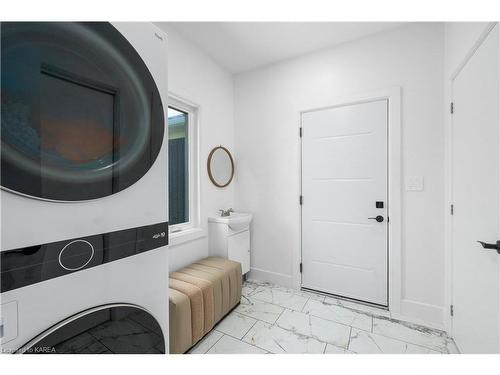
[20, 305, 166, 354]
[1, 22, 165, 201]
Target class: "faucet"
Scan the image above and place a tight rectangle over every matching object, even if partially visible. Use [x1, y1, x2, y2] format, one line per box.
[219, 208, 234, 217]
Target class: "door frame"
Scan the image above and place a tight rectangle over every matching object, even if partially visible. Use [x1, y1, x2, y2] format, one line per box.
[444, 22, 498, 338]
[296, 87, 402, 314]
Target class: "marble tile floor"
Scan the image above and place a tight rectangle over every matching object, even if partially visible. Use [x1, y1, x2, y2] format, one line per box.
[189, 279, 459, 354]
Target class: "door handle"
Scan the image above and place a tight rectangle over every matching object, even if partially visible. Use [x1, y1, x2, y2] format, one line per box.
[477, 241, 500, 254]
[368, 215, 384, 223]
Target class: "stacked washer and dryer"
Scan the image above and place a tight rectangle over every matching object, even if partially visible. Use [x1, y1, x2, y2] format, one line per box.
[0, 22, 170, 353]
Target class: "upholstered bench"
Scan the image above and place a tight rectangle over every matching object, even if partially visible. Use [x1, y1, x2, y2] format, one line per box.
[168, 257, 242, 354]
[168, 289, 192, 354]
[179, 265, 227, 321]
[169, 278, 205, 343]
[170, 271, 215, 333]
[196, 257, 242, 307]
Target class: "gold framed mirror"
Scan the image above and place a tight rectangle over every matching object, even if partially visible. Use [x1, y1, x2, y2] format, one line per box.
[207, 146, 234, 188]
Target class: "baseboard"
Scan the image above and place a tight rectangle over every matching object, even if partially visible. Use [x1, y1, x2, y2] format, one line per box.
[248, 267, 293, 288]
[393, 299, 445, 331]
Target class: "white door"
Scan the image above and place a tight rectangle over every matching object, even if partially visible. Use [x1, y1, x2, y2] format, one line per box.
[301, 100, 388, 306]
[451, 25, 500, 353]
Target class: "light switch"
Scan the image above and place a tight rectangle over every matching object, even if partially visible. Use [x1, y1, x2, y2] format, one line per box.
[0, 301, 18, 344]
[406, 176, 424, 191]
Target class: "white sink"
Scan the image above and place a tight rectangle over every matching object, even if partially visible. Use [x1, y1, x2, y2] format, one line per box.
[208, 212, 253, 231]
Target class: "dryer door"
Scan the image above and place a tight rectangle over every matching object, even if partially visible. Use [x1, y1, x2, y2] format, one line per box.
[1, 22, 165, 201]
[19, 304, 165, 354]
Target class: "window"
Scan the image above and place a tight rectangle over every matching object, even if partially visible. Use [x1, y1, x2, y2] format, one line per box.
[167, 97, 198, 234]
[168, 106, 188, 225]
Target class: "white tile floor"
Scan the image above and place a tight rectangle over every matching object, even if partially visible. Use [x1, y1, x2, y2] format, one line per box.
[189, 280, 459, 354]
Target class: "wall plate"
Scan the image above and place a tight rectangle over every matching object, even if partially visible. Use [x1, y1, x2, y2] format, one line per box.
[0, 300, 18, 345]
[406, 176, 424, 191]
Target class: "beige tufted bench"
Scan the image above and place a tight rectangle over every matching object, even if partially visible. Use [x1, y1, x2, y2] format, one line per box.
[168, 257, 242, 354]
[168, 288, 192, 354]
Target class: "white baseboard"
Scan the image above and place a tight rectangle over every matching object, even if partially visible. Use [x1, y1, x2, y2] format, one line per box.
[393, 299, 445, 331]
[248, 267, 293, 288]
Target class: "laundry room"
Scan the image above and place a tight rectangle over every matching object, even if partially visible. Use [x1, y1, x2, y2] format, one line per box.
[1, 1, 500, 373]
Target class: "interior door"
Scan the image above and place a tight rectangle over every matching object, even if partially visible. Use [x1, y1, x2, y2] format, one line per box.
[451, 25, 500, 353]
[301, 100, 388, 306]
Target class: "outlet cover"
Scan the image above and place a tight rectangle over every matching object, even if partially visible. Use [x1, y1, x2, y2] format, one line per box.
[0, 300, 18, 344]
[406, 176, 424, 191]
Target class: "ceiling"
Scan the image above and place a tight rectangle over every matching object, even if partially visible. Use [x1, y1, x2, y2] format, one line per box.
[158, 22, 406, 74]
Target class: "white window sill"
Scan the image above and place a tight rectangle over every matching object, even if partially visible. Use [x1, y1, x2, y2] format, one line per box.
[168, 227, 206, 247]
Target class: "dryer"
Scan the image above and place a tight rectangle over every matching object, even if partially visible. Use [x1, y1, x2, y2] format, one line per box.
[0, 22, 169, 353]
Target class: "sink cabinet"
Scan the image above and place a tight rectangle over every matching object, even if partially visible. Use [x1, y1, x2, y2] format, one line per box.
[208, 214, 252, 275]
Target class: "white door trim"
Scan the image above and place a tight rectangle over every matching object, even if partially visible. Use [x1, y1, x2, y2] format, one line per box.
[444, 22, 498, 336]
[296, 87, 402, 315]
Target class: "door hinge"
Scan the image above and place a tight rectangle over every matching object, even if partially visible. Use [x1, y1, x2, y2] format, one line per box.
[450, 304, 454, 317]
[299, 127, 303, 138]
[450, 102, 454, 114]
[299, 195, 303, 205]
[299, 263, 303, 273]
[450, 204, 454, 215]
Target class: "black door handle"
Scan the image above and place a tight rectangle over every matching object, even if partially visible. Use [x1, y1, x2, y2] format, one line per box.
[368, 215, 384, 223]
[477, 240, 500, 254]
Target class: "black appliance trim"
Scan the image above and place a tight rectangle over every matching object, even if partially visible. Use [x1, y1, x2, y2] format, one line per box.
[1, 221, 168, 293]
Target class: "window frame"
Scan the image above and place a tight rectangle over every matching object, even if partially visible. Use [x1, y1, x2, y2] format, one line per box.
[167, 95, 200, 239]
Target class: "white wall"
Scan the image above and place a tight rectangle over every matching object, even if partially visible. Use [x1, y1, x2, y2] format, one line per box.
[234, 23, 446, 327]
[156, 24, 235, 272]
[445, 22, 491, 77]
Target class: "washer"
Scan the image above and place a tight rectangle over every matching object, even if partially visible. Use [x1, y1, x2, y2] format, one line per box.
[0, 22, 169, 354]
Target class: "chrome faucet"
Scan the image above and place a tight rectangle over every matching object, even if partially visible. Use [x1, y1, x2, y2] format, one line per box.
[219, 208, 234, 217]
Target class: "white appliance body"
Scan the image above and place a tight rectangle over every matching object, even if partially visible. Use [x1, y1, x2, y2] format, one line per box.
[1, 22, 168, 249]
[0, 22, 169, 353]
[0, 248, 169, 353]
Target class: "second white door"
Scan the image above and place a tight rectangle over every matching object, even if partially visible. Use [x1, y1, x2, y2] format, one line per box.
[301, 100, 388, 306]
[451, 25, 499, 353]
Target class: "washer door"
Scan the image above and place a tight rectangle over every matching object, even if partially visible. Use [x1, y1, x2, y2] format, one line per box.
[1, 22, 165, 201]
[20, 304, 166, 354]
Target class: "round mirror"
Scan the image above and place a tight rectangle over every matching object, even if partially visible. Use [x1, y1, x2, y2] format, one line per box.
[207, 146, 234, 188]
